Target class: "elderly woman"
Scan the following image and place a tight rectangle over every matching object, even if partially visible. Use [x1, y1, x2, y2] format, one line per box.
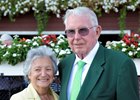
[10, 46, 59, 100]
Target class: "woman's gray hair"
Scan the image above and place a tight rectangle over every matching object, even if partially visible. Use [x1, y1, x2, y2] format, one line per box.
[63, 6, 98, 26]
[23, 45, 58, 80]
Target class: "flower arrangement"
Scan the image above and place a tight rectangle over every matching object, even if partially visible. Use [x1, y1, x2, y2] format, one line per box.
[0, 0, 139, 18]
[0, 0, 140, 33]
[42, 34, 72, 59]
[0, 34, 72, 65]
[105, 33, 140, 58]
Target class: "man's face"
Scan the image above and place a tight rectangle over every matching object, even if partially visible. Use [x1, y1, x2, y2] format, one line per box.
[65, 14, 101, 58]
[2, 40, 12, 46]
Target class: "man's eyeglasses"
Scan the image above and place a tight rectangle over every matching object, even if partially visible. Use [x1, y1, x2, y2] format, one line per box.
[65, 26, 97, 37]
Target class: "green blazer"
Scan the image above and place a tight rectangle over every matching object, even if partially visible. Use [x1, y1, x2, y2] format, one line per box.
[58, 45, 139, 100]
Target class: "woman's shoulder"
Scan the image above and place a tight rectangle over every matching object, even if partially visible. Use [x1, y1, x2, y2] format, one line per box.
[50, 88, 59, 100]
[10, 84, 39, 100]
[10, 88, 27, 100]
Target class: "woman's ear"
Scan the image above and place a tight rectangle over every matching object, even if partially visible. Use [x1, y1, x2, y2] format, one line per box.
[28, 73, 31, 81]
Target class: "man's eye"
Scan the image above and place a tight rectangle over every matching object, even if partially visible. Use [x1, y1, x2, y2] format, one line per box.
[68, 30, 75, 33]
[79, 28, 88, 32]
[66, 30, 75, 34]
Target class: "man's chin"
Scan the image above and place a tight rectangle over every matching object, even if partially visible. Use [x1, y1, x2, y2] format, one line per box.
[75, 51, 85, 56]
[75, 49, 84, 53]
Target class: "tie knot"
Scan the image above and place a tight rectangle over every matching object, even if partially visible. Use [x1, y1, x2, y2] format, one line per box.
[78, 60, 86, 68]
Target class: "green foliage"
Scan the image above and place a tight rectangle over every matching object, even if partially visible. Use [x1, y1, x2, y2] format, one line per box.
[119, 6, 127, 37]
[0, 35, 42, 65]
[106, 33, 140, 58]
[0, 34, 72, 65]
[0, 0, 140, 34]
[34, 12, 49, 35]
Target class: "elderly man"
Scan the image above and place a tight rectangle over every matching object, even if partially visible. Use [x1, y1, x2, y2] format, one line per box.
[58, 7, 139, 100]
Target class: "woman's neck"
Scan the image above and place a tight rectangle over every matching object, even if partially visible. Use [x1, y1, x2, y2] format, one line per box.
[40, 94, 54, 100]
[37, 87, 54, 100]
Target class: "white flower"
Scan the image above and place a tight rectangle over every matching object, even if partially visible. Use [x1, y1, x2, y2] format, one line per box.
[0, 45, 6, 48]
[65, 49, 72, 54]
[54, 48, 59, 53]
[122, 43, 126, 47]
[20, 10, 24, 14]
[16, 44, 22, 47]
[113, 8, 118, 12]
[122, 48, 127, 52]
[107, 46, 111, 49]
[4, 9, 9, 16]
[57, 39, 64, 45]
[26, 39, 32, 43]
[128, 51, 133, 56]
[23, 45, 27, 47]
[1, 6, 5, 11]
[134, 51, 137, 55]
[3, 51, 9, 57]
[24, 8, 28, 12]
[32, 41, 39, 46]
[7, 45, 12, 48]
[56, 13, 60, 18]
[50, 42, 55, 47]
[137, 47, 140, 51]
[131, 44, 136, 48]
[59, 50, 66, 56]
[38, 0, 44, 3]
[12, 53, 17, 57]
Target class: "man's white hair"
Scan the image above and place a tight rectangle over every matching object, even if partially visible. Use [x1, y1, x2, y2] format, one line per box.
[0, 34, 13, 41]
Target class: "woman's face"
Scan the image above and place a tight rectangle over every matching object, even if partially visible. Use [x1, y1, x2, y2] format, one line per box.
[28, 56, 54, 90]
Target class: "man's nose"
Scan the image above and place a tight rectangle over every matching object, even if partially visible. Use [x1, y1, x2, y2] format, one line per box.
[74, 30, 81, 39]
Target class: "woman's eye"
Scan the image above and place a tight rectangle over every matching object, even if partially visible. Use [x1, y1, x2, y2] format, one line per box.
[35, 68, 41, 71]
[46, 68, 51, 71]
[46, 67, 53, 71]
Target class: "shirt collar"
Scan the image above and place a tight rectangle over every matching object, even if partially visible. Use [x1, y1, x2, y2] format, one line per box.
[74, 41, 100, 65]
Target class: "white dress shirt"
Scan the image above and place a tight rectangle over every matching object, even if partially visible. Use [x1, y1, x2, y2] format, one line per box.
[67, 41, 99, 100]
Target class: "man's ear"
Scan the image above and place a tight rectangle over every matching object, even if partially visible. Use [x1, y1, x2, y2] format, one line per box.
[96, 25, 102, 38]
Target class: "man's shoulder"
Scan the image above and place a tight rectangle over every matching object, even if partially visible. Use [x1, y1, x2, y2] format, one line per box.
[61, 53, 75, 62]
[99, 45, 128, 58]
[101, 46, 134, 67]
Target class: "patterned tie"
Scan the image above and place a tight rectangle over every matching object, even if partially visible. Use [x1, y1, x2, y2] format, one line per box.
[70, 60, 86, 100]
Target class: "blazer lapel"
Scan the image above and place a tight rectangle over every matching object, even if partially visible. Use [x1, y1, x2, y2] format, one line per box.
[59, 54, 75, 100]
[78, 45, 105, 100]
